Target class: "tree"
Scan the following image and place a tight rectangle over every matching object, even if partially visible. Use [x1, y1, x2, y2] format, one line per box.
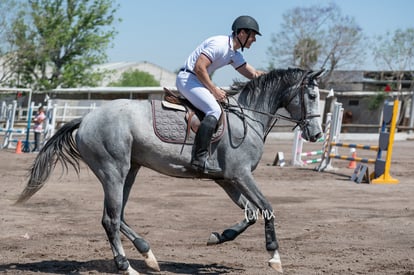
[267, 3, 366, 86]
[372, 28, 414, 92]
[109, 70, 160, 87]
[8, 0, 119, 90]
[0, 0, 21, 85]
[293, 38, 321, 69]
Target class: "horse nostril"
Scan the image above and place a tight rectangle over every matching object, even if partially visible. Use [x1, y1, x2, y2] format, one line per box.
[309, 132, 322, 142]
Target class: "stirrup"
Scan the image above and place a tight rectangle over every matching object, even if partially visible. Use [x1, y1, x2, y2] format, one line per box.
[191, 158, 222, 174]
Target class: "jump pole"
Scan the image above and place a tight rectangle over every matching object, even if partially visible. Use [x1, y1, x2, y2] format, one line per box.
[293, 135, 324, 166]
[316, 102, 343, 171]
[291, 117, 328, 167]
[318, 99, 399, 184]
[327, 142, 378, 166]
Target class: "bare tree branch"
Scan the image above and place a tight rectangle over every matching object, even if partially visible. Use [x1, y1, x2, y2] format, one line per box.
[372, 28, 414, 92]
[267, 2, 367, 87]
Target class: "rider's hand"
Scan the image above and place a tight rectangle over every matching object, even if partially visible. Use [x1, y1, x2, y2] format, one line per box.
[212, 87, 227, 102]
[255, 70, 266, 78]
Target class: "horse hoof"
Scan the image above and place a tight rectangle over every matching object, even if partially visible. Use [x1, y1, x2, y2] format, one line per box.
[268, 250, 283, 273]
[268, 259, 283, 273]
[143, 249, 160, 271]
[206, 232, 220, 245]
[122, 266, 140, 275]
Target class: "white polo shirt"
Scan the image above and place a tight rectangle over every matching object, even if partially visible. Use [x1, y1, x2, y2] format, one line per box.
[183, 35, 246, 75]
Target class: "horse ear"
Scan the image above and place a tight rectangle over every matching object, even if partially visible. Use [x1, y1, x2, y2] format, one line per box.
[308, 69, 325, 79]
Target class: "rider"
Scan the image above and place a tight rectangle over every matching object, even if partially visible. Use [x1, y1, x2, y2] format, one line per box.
[176, 15, 265, 174]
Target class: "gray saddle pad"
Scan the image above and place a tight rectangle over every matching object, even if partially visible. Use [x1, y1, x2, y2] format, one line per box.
[151, 100, 225, 144]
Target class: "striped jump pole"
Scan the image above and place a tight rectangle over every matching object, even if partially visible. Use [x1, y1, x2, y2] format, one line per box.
[330, 142, 379, 151]
[302, 158, 322, 165]
[302, 150, 324, 156]
[316, 102, 343, 171]
[321, 139, 379, 171]
[290, 104, 334, 168]
[328, 154, 376, 164]
[291, 127, 326, 167]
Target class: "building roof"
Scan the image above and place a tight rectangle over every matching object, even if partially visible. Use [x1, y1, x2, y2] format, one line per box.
[328, 70, 414, 84]
[0, 58, 177, 88]
[96, 61, 176, 87]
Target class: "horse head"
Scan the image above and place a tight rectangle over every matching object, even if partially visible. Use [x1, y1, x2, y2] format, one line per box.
[233, 68, 324, 142]
[282, 69, 324, 142]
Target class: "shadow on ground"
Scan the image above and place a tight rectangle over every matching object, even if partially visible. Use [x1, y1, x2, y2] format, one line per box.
[0, 259, 243, 274]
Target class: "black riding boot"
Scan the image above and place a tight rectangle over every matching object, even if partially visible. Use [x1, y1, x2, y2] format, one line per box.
[191, 115, 222, 174]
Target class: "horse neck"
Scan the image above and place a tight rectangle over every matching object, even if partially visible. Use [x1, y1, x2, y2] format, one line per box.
[235, 69, 306, 136]
[236, 74, 288, 125]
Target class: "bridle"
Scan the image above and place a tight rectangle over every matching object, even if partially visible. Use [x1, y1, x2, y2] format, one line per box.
[284, 75, 321, 128]
[223, 72, 321, 141]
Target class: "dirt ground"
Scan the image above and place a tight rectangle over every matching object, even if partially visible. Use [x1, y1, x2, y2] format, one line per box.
[0, 137, 413, 275]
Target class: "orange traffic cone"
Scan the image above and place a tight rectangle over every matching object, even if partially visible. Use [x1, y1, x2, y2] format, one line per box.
[348, 148, 357, 169]
[15, 140, 22, 154]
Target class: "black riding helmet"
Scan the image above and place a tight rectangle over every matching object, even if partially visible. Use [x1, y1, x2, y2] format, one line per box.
[231, 15, 261, 51]
[232, 15, 261, 36]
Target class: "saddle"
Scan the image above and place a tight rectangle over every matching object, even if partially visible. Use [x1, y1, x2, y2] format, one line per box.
[151, 88, 225, 144]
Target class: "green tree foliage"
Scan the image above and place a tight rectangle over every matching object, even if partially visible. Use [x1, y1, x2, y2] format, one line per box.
[372, 28, 414, 92]
[267, 3, 366, 86]
[109, 70, 160, 87]
[0, 0, 21, 85]
[8, 0, 119, 90]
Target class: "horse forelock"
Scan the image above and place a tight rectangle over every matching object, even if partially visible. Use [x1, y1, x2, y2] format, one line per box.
[236, 68, 307, 113]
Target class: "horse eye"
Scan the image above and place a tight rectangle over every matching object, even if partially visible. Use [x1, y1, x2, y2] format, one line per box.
[308, 86, 318, 99]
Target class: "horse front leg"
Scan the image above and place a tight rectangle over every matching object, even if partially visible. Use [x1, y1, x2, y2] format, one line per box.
[207, 214, 256, 245]
[265, 216, 283, 272]
[227, 174, 283, 273]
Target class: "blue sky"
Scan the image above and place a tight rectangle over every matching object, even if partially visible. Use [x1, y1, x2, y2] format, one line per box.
[107, 0, 413, 86]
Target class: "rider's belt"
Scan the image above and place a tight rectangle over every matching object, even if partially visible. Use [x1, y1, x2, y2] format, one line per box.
[180, 68, 196, 76]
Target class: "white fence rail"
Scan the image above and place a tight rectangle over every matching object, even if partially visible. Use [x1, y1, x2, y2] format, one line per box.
[0, 86, 170, 150]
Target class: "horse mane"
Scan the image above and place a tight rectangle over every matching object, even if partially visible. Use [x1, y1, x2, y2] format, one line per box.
[234, 68, 307, 112]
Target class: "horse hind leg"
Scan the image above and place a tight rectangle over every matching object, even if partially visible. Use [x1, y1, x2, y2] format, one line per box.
[119, 164, 160, 272]
[207, 180, 258, 245]
[76, 129, 148, 274]
[100, 179, 134, 274]
[84, 157, 139, 274]
[120, 221, 160, 272]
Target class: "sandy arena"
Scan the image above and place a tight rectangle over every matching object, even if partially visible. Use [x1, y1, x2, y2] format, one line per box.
[0, 137, 413, 274]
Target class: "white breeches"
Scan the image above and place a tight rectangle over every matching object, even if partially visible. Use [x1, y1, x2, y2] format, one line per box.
[176, 71, 222, 120]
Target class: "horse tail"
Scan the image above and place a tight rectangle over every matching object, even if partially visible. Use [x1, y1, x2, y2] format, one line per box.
[16, 117, 83, 204]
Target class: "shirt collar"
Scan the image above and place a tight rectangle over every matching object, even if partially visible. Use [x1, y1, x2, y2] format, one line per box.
[228, 35, 235, 51]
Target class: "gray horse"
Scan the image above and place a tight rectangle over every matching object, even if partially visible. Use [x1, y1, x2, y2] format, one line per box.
[17, 68, 324, 274]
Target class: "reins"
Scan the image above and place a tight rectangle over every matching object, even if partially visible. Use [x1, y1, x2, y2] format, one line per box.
[223, 97, 304, 142]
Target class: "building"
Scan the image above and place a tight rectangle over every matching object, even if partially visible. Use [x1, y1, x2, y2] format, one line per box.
[96, 61, 176, 87]
[326, 70, 414, 92]
[324, 70, 413, 133]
